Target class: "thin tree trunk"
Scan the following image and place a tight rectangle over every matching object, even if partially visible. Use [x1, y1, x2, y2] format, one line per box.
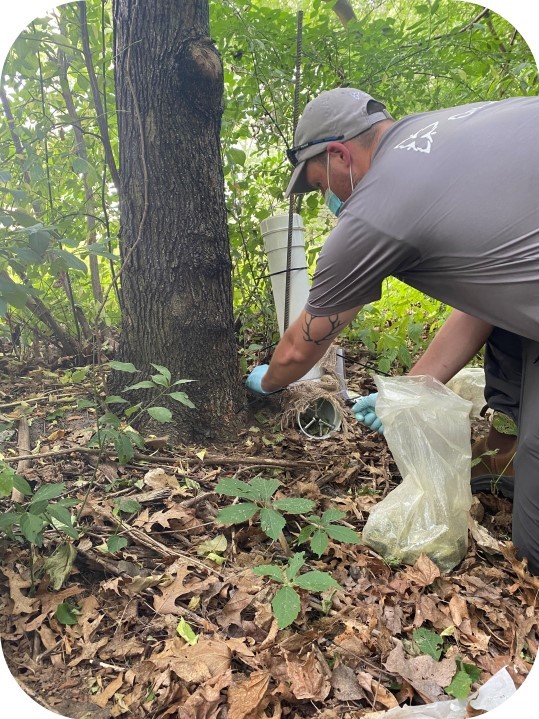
[57, 49, 104, 304]
[78, 0, 120, 191]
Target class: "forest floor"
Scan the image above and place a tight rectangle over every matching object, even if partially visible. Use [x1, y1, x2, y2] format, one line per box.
[0, 351, 537, 719]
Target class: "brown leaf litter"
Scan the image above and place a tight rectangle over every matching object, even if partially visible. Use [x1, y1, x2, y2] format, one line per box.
[0, 361, 537, 718]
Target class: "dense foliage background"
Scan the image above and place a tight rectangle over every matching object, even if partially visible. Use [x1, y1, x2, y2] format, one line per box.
[1, 0, 537, 372]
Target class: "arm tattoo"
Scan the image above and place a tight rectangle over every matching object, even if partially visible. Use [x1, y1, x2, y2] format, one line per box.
[302, 313, 345, 345]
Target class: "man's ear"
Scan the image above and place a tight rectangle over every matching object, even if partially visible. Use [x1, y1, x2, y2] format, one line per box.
[326, 141, 351, 165]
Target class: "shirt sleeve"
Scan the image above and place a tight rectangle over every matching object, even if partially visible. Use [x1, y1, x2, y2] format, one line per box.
[305, 216, 420, 316]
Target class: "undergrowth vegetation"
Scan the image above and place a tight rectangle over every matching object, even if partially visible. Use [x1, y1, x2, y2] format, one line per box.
[0, 0, 536, 374]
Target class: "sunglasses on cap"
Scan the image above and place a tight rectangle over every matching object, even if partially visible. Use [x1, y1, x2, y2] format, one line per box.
[286, 135, 345, 167]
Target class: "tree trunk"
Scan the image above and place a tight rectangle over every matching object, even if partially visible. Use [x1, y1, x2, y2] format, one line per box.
[112, 0, 243, 441]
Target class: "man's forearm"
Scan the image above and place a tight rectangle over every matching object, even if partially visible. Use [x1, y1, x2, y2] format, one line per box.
[261, 318, 330, 392]
[408, 309, 493, 383]
[261, 306, 362, 392]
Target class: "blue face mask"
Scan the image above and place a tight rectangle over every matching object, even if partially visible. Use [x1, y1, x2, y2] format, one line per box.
[324, 189, 343, 217]
[324, 151, 354, 217]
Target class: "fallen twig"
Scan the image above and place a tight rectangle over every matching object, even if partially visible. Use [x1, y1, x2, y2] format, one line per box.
[12, 416, 31, 502]
[91, 504, 221, 575]
[4, 445, 319, 469]
[0, 391, 78, 410]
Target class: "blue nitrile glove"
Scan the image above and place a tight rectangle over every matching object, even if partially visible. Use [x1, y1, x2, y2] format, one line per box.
[245, 364, 272, 395]
[351, 392, 384, 434]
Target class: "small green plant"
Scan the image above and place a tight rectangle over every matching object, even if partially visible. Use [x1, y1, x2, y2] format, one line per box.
[100, 497, 142, 554]
[252, 551, 341, 629]
[0, 472, 79, 548]
[0, 467, 79, 588]
[296, 508, 362, 557]
[412, 627, 481, 699]
[90, 361, 195, 464]
[215, 476, 316, 542]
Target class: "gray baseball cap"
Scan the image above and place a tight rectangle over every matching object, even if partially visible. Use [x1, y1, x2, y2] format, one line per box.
[284, 87, 391, 197]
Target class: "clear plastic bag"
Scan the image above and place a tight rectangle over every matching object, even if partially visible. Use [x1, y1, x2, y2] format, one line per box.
[362, 375, 473, 572]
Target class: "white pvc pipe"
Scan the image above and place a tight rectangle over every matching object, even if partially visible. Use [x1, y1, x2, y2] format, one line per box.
[260, 213, 321, 381]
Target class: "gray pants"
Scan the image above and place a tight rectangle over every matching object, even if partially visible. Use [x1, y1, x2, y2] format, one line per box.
[484, 328, 539, 575]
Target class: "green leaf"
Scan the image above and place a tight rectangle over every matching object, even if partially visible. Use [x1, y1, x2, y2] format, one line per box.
[294, 570, 341, 592]
[124, 381, 156, 390]
[55, 602, 79, 625]
[13, 247, 46, 266]
[321, 509, 346, 524]
[259, 507, 286, 540]
[147, 406, 173, 423]
[249, 477, 280, 502]
[272, 498, 316, 514]
[20, 512, 45, 545]
[105, 395, 128, 404]
[216, 502, 258, 525]
[99, 411, 121, 428]
[325, 525, 362, 544]
[310, 529, 329, 557]
[108, 361, 138, 373]
[47, 503, 74, 527]
[284, 552, 306, 582]
[168, 391, 195, 408]
[114, 432, 135, 464]
[151, 364, 171, 382]
[0, 275, 29, 309]
[0, 511, 18, 534]
[151, 373, 169, 387]
[196, 535, 227, 557]
[296, 525, 315, 545]
[229, 147, 246, 166]
[413, 627, 444, 660]
[107, 535, 128, 553]
[445, 670, 472, 699]
[460, 661, 481, 683]
[176, 617, 198, 645]
[28, 230, 50, 256]
[52, 248, 87, 273]
[252, 564, 283, 582]
[85, 243, 119, 260]
[124, 403, 142, 418]
[0, 472, 13, 496]
[115, 498, 141, 514]
[215, 477, 257, 500]
[43, 543, 76, 590]
[72, 156, 97, 181]
[272, 586, 301, 629]
[31, 482, 65, 504]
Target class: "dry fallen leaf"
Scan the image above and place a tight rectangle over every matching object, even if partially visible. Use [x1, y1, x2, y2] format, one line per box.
[330, 663, 366, 701]
[143, 467, 180, 490]
[180, 669, 232, 719]
[92, 673, 124, 709]
[284, 650, 331, 701]
[404, 554, 441, 588]
[384, 641, 457, 703]
[151, 637, 231, 683]
[228, 670, 271, 719]
[0, 565, 39, 615]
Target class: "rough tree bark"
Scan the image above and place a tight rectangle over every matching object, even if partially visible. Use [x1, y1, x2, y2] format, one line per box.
[112, 0, 243, 441]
